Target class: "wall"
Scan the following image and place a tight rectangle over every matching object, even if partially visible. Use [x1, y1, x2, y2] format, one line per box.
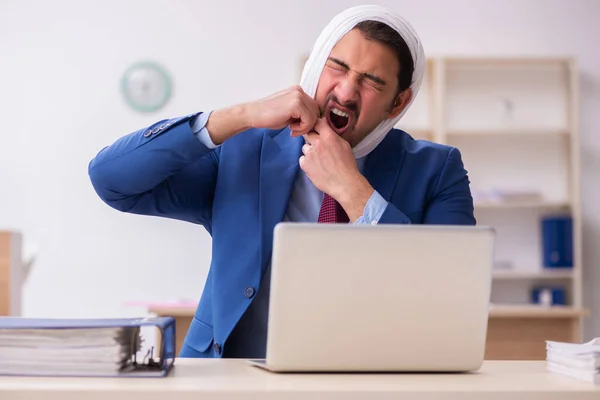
[1, 0, 599, 338]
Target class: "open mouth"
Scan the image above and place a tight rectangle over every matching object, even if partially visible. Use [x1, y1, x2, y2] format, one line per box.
[326, 106, 352, 135]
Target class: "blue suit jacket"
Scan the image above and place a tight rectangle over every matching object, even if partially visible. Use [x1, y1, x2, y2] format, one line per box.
[88, 113, 476, 358]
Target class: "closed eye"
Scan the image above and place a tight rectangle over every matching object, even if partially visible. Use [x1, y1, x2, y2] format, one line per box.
[326, 58, 348, 72]
[326, 57, 387, 89]
[363, 78, 385, 91]
[363, 73, 386, 87]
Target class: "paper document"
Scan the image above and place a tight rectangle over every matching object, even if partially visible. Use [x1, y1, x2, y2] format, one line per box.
[546, 338, 600, 384]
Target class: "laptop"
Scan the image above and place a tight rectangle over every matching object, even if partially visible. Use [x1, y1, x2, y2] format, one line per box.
[249, 222, 495, 372]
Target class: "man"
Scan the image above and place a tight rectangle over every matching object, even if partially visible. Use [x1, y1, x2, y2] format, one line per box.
[88, 5, 475, 359]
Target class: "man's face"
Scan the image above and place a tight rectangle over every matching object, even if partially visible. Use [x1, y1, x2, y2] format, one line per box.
[314, 28, 411, 148]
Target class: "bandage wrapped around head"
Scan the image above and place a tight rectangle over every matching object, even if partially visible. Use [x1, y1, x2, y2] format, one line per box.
[299, 5, 426, 159]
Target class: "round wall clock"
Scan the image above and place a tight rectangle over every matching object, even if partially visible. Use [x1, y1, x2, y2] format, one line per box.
[121, 61, 172, 113]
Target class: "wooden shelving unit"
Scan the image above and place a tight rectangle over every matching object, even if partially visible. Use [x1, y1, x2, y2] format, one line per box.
[489, 304, 587, 319]
[492, 269, 574, 280]
[397, 56, 583, 360]
[474, 200, 570, 210]
[0, 231, 23, 317]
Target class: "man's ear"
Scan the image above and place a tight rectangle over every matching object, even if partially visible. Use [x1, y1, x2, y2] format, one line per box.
[388, 88, 413, 118]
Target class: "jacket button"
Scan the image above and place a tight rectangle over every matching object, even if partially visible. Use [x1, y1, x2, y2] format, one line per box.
[213, 343, 222, 355]
[244, 286, 256, 298]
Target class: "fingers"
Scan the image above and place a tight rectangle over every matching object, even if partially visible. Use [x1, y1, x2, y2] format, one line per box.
[293, 85, 320, 121]
[303, 132, 319, 145]
[289, 106, 313, 135]
[298, 155, 307, 171]
[295, 107, 317, 135]
[312, 118, 332, 137]
[289, 118, 306, 136]
[289, 89, 319, 136]
[302, 143, 311, 156]
[300, 92, 321, 124]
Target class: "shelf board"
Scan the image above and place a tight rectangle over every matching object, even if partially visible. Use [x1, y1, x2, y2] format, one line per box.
[444, 56, 573, 67]
[474, 200, 570, 210]
[446, 128, 569, 137]
[492, 269, 573, 280]
[489, 304, 586, 318]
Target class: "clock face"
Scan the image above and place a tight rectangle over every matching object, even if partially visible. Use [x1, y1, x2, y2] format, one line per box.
[121, 62, 172, 112]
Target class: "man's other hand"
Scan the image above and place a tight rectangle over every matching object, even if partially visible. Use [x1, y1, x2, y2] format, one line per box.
[299, 118, 374, 222]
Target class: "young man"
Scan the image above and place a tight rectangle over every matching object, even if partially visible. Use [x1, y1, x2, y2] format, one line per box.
[88, 6, 475, 359]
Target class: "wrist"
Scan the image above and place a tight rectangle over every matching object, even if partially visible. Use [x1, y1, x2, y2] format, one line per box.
[237, 102, 254, 129]
[337, 175, 374, 223]
[206, 103, 251, 145]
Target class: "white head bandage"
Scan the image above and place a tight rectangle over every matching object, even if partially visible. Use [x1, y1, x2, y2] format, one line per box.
[299, 5, 426, 159]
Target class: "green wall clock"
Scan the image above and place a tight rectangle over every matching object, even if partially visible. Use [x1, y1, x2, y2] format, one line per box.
[121, 61, 172, 113]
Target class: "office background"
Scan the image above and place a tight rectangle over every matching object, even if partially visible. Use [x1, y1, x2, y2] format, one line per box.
[0, 0, 599, 342]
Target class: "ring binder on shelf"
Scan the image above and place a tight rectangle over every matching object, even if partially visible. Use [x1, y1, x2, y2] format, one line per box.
[0, 316, 176, 377]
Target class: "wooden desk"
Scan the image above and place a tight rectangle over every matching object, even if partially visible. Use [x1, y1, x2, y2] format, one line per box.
[0, 360, 598, 399]
[150, 304, 586, 360]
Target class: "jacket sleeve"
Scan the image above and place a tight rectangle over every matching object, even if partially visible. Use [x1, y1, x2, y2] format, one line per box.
[88, 113, 219, 229]
[379, 147, 476, 225]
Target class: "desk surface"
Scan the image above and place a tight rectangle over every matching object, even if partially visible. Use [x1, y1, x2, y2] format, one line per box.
[149, 304, 588, 318]
[0, 360, 598, 400]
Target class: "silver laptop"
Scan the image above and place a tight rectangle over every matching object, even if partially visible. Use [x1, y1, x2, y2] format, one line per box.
[250, 223, 495, 372]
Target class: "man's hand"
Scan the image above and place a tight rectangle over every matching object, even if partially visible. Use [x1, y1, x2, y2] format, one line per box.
[206, 85, 320, 145]
[300, 118, 375, 222]
[246, 85, 320, 136]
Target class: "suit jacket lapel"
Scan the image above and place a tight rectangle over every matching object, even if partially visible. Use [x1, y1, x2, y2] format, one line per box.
[363, 132, 405, 202]
[259, 128, 303, 273]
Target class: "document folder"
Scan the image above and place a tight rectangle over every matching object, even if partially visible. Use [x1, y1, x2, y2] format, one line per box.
[0, 316, 176, 377]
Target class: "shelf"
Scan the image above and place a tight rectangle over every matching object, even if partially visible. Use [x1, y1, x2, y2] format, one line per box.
[444, 58, 569, 135]
[492, 269, 573, 280]
[474, 200, 570, 210]
[444, 56, 573, 66]
[489, 304, 586, 318]
[400, 56, 582, 347]
[447, 128, 569, 137]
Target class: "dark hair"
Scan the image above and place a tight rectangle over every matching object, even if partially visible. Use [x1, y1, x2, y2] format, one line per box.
[353, 20, 414, 95]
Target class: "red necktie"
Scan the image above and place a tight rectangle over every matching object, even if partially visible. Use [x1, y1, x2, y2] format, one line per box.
[317, 194, 349, 223]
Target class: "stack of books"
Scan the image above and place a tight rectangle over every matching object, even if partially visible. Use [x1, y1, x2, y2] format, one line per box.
[0, 316, 175, 377]
[546, 338, 600, 384]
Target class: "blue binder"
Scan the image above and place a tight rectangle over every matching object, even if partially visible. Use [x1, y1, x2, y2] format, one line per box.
[0, 316, 176, 377]
[541, 216, 573, 268]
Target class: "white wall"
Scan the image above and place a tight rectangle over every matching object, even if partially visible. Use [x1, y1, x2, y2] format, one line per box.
[1, 0, 599, 338]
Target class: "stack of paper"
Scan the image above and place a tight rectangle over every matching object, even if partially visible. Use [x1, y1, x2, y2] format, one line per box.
[0, 318, 142, 377]
[546, 338, 600, 384]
